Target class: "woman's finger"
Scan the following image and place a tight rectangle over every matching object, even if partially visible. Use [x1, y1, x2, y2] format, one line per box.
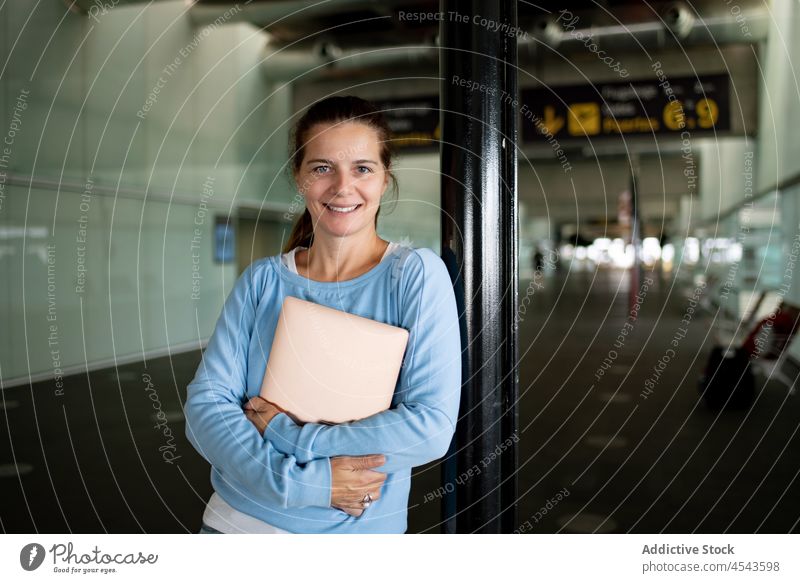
[244, 408, 261, 420]
[244, 396, 267, 411]
[332, 504, 363, 517]
[343, 492, 379, 506]
[337, 507, 364, 517]
[343, 454, 386, 470]
[351, 489, 380, 502]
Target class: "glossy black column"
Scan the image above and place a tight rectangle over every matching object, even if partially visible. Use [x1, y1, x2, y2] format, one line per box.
[439, 0, 519, 533]
[629, 155, 644, 311]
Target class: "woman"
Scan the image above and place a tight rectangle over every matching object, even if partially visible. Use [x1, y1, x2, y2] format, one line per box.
[184, 95, 462, 534]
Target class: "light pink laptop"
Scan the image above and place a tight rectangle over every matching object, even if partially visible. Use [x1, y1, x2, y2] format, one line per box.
[259, 296, 410, 424]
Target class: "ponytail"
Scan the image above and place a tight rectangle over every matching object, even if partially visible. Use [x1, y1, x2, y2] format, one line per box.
[283, 209, 312, 253]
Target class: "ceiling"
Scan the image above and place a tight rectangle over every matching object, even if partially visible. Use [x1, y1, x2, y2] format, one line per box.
[187, 0, 766, 48]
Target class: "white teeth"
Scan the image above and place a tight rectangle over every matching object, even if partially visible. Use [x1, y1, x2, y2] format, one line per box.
[325, 204, 359, 213]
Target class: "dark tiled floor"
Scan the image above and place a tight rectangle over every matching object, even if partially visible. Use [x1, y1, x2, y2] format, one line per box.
[510, 267, 800, 534]
[1, 268, 798, 533]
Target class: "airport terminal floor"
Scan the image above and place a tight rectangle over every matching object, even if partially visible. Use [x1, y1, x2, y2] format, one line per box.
[3, 267, 797, 534]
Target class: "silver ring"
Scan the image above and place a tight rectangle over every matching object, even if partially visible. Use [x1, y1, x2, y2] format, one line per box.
[361, 493, 373, 507]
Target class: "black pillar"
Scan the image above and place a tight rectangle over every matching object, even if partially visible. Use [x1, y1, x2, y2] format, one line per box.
[629, 154, 643, 311]
[440, 0, 519, 533]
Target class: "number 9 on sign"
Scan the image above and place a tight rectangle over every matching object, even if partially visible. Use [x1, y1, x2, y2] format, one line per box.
[696, 98, 719, 128]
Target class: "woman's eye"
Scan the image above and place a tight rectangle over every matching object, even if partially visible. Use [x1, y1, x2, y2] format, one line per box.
[356, 166, 373, 174]
[313, 165, 330, 174]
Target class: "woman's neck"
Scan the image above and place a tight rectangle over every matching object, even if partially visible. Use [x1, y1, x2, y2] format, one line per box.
[295, 232, 389, 282]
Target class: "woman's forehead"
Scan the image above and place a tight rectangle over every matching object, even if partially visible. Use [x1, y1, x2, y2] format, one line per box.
[304, 122, 382, 159]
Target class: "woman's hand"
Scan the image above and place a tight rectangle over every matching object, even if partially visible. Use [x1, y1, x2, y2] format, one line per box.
[243, 396, 285, 436]
[245, 397, 387, 517]
[330, 454, 387, 517]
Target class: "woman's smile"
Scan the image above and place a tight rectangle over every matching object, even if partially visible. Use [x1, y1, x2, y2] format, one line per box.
[323, 202, 362, 214]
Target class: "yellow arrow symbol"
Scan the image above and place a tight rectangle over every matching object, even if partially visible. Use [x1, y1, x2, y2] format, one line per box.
[541, 105, 565, 136]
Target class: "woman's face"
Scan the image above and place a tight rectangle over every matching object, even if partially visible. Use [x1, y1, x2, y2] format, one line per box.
[295, 121, 389, 240]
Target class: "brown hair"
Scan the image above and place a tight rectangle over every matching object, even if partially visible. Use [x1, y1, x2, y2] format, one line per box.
[283, 95, 398, 253]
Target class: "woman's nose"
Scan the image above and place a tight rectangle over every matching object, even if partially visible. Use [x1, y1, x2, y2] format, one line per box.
[332, 171, 355, 195]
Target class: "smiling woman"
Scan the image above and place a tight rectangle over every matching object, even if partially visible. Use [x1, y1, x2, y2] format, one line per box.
[282, 96, 400, 281]
[184, 95, 462, 534]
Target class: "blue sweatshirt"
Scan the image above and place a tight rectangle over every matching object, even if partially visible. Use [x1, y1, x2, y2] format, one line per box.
[184, 245, 462, 533]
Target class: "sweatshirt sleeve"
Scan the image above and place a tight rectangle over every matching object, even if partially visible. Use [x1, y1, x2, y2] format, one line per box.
[184, 261, 331, 509]
[263, 248, 462, 474]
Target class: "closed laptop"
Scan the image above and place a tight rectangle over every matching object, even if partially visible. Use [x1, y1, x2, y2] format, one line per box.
[259, 295, 410, 424]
